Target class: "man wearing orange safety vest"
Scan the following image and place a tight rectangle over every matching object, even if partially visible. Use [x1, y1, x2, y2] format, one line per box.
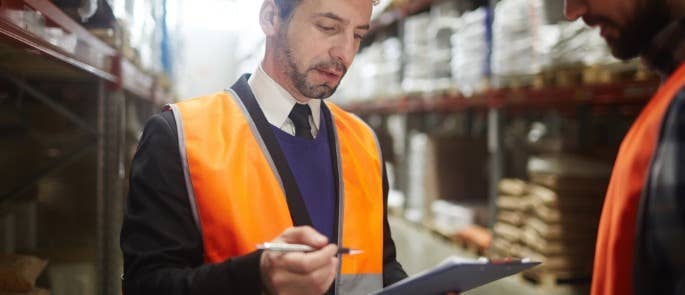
[564, 0, 685, 294]
[120, 0, 407, 294]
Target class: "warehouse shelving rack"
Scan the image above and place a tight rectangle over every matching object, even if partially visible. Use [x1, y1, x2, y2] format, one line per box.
[0, 1, 168, 294]
[345, 0, 660, 236]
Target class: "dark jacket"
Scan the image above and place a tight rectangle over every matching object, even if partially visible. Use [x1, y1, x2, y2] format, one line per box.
[634, 18, 685, 295]
[120, 80, 407, 294]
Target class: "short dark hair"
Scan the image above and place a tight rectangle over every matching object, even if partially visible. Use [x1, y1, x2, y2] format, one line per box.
[274, 0, 379, 20]
[274, 0, 301, 20]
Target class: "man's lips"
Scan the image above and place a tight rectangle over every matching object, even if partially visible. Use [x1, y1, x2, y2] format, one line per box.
[316, 68, 342, 81]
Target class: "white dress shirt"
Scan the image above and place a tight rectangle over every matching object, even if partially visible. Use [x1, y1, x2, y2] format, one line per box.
[248, 65, 321, 138]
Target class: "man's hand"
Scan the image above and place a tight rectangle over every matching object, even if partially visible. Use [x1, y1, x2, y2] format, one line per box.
[260, 226, 339, 295]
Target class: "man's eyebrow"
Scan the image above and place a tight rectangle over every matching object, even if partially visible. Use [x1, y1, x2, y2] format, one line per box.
[313, 12, 370, 30]
[314, 12, 345, 22]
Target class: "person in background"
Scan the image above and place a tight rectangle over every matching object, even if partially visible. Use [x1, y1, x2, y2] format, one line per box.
[564, 0, 685, 294]
[120, 0, 408, 294]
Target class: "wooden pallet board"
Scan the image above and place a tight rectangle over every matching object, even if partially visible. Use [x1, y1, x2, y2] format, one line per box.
[489, 238, 525, 258]
[532, 201, 602, 223]
[529, 173, 609, 191]
[495, 62, 655, 90]
[520, 246, 594, 272]
[521, 226, 596, 257]
[527, 217, 597, 238]
[454, 225, 492, 255]
[521, 268, 592, 292]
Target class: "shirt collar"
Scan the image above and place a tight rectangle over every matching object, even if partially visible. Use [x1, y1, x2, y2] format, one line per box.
[643, 18, 685, 77]
[248, 64, 321, 129]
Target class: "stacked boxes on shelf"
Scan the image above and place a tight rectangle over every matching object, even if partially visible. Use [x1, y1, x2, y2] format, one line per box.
[492, 0, 548, 87]
[426, 1, 460, 92]
[491, 178, 529, 258]
[401, 13, 433, 94]
[491, 155, 611, 288]
[548, 20, 617, 68]
[521, 155, 610, 285]
[336, 38, 402, 103]
[451, 7, 490, 96]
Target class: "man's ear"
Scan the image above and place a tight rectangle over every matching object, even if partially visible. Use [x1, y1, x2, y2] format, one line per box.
[260, 0, 280, 36]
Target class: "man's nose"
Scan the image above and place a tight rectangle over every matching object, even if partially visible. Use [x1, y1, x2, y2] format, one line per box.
[330, 35, 356, 69]
[564, 0, 587, 21]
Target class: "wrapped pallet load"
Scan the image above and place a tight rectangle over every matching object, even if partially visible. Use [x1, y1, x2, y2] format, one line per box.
[521, 154, 611, 289]
[451, 7, 490, 96]
[0, 254, 48, 294]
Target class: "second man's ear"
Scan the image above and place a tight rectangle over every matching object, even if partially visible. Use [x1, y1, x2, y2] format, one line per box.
[260, 0, 281, 36]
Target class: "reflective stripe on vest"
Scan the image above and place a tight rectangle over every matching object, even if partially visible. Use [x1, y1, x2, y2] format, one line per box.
[171, 91, 383, 294]
[591, 63, 685, 295]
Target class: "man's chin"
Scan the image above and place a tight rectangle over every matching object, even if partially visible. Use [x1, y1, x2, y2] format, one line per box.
[301, 84, 337, 99]
[606, 38, 643, 60]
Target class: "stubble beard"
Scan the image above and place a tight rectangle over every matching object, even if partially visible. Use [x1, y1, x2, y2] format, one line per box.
[602, 0, 670, 59]
[276, 28, 346, 99]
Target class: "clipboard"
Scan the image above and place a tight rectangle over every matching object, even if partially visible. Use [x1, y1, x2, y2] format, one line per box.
[373, 258, 541, 295]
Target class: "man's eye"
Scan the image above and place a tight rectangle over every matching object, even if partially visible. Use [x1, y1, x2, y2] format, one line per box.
[318, 25, 335, 32]
[354, 34, 364, 40]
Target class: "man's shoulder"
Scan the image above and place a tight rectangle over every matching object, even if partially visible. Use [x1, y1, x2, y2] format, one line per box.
[325, 101, 378, 142]
[176, 91, 233, 108]
[326, 102, 370, 128]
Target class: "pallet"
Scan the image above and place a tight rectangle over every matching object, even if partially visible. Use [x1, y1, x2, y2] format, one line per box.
[494, 62, 656, 90]
[532, 201, 602, 223]
[525, 216, 598, 240]
[454, 225, 491, 256]
[519, 246, 595, 273]
[422, 220, 492, 256]
[582, 62, 654, 84]
[421, 219, 457, 243]
[493, 74, 541, 89]
[521, 226, 596, 257]
[529, 173, 609, 191]
[489, 238, 524, 258]
[521, 269, 591, 293]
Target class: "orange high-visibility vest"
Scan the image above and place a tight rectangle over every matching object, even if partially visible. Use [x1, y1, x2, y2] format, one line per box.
[592, 64, 685, 295]
[168, 85, 384, 294]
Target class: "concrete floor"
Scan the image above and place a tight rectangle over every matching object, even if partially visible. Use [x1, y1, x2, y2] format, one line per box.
[389, 217, 588, 295]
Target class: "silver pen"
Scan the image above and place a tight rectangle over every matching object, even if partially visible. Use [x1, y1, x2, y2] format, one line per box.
[257, 242, 363, 255]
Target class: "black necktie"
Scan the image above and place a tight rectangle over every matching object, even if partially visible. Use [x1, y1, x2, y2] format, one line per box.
[288, 103, 313, 139]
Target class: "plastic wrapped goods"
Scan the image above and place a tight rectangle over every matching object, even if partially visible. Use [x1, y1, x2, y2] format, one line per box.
[402, 13, 433, 93]
[336, 37, 402, 102]
[547, 20, 618, 67]
[492, 0, 548, 77]
[451, 8, 489, 96]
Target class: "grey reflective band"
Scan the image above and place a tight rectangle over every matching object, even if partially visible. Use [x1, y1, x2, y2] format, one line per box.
[225, 89, 287, 195]
[168, 103, 203, 235]
[329, 108, 385, 295]
[339, 274, 383, 295]
[330, 109, 346, 295]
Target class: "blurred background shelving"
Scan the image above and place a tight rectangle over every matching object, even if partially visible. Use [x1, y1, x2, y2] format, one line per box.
[0, 0, 663, 294]
[335, 0, 659, 294]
